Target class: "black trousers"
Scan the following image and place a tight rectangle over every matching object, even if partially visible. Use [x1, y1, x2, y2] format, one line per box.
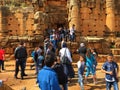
[0, 60, 2, 71]
[23, 58, 27, 74]
[1, 60, 4, 70]
[15, 59, 25, 78]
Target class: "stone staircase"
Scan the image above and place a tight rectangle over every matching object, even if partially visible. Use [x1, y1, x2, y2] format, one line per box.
[0, 84, 13, 90]
[63, 41, 120, 63]
[3, 56, 120, 90]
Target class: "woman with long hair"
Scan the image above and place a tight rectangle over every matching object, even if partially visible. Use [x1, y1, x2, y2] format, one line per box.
[85, 49, 97, 84]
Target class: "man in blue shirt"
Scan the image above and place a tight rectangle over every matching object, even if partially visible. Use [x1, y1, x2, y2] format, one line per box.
[101, 53, 119, 90]
[37, 54, 61, 90]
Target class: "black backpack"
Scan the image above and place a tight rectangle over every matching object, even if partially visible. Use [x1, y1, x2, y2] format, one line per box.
[53, 63, 68, 85]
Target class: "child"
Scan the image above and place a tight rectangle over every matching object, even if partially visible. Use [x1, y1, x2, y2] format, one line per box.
[77, 54, 85, 90]
[101, 53, 119, 90]
[91, 48, 98, 82]
[85, 49, 97, 84]
[91, 48, 98, 67]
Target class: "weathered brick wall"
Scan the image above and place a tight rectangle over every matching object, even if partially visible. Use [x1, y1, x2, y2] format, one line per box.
[7, 8, 34, 36]
[0, 84, 13, 90]
[68, 0, 120, 36]
[0, 6, 44, 56]
[0, 0, 120, 56]
[43, 0, 68, 28]
[0, 0, 120, 38]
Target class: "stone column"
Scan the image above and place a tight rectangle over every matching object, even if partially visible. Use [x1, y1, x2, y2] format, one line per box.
[106, 0, 115, 34]
[106, 0, 116, 42]
[68, 0, 80, 31]
[0, 6, 8, 37]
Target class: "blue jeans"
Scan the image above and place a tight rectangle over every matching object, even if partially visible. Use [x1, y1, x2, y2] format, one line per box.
[70, 34, 75, 41]
[106, 81, 119, 90]
[60, 34, 64, 41]
[63, 64, 68, 75]
[63, 83, 68, 90]
[78, 74, 84, 90]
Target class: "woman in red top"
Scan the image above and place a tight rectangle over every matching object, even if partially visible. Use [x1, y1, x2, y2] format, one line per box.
[0, 47, 5, 72]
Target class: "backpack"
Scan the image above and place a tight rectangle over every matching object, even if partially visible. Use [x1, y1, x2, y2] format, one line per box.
[53, 63, 68, 85]
[61, 49, 71, 65]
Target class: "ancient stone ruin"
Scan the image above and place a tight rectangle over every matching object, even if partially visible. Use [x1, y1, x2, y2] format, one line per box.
[0, 0, 119, 56]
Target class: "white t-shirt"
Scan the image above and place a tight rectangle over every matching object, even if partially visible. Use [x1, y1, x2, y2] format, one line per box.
[77, 61, 82, 69]
[59, 48, 72, 62]
[70, 27, 75, 35]
[0, 80, 2, 87]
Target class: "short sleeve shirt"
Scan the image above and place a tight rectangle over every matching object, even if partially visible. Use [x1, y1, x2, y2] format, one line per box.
[102, 61, 118, 82]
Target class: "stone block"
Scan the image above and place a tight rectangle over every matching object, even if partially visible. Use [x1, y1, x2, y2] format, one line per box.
[1, 6, 9, 17]
[80, 7, 91, 14]
[82, 31, 87, 36]
[26, 19, 34, 24]
[27, 57, 33, 63]
[93, 8, 100, 14]
[26, 43, 33, 48]
[34, 24, 40, 30]
[92, 15, 99, 20]
[28, 13, 34, 18]
[48, 1, 62, 6]
[9, 54, 15, 60]
[28, 30, 33, 36]
[81, 13, 90, 19]
[70, 42, 79, 49]
[0, 84, 12, 90]
[5, 48, 14, 54]
[7, 26, 18, 31]
[81, 2, 87, 8]
[15, 13, 23, 18]
[5, 54, 10, 59]
[26, 25, 34, 30]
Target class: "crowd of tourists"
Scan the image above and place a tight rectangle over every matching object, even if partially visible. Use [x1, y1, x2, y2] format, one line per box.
[0, 24, 119, 90]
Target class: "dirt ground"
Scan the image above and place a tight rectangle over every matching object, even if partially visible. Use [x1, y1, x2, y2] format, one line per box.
[0, 60, 120, 90]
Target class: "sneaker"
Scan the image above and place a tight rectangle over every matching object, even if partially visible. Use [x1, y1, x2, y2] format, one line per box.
[21, 77, 24, 80]
[2, 69, 5, 70]
[23, 74, 28, 76]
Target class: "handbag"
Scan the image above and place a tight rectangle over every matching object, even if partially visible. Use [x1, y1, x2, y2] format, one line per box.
[61, 49, 71, 65]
